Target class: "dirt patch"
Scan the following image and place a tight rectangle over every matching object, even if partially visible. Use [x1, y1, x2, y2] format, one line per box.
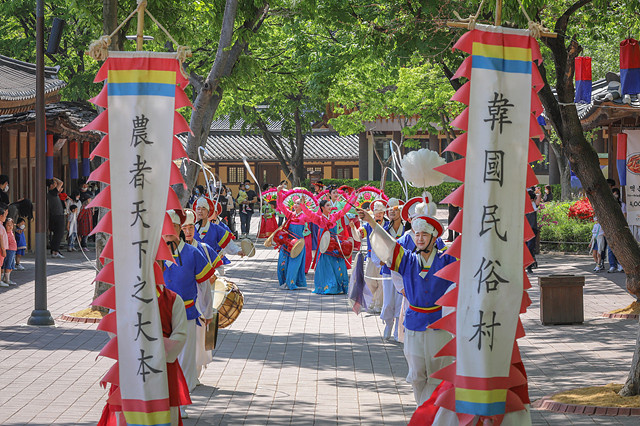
[552, 383, 640, 408]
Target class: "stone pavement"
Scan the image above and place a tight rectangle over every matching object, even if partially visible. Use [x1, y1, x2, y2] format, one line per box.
[1, 216, 640, 425]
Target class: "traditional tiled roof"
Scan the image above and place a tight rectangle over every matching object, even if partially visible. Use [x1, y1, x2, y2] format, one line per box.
[180, 123, 358, 162]
[0, 101, 100, 142]
[0, 55, 66, 113]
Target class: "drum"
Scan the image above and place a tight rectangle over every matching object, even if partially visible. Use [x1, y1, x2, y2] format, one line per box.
[271, 228, 304, 258]
[240, 238, 256, 257]
[214, 279, 244, 329]
[318, 230, 331, 253]
[320, 233, 353, 258]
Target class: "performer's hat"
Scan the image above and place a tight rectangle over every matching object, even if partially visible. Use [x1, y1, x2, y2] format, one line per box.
[370, 199, 387, 213]
[194, 196, 222, 217]
[412, 215, 443, 238]
[182, 208, 196, 226]
[387, 197, 405, 210]
[338, 185, 355, 196]
[167, 209, 184, 225]
[402, 192, 436, 221]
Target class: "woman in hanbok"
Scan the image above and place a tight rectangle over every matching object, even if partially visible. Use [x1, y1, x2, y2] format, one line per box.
[258, 188, 279, 239]
[274, 193, 312, 290]
[302, 196, 355, 295]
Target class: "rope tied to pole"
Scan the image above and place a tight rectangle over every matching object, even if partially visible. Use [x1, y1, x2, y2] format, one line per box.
[86, 0, 191, 77]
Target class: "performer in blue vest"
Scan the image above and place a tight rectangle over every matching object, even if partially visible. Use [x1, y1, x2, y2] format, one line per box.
[194, 197, 244, 274]
[163, 209, 218, 399]
[180, 208, 225, 383]
[360, 207, 456, 406]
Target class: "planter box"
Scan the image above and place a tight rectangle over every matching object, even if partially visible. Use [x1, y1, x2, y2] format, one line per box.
[539, 275, 585, 325]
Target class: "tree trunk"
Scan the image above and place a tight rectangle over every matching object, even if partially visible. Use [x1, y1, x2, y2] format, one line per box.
[536, 0, 640, 395]
[548, 141, 571, 201]
[178, 2, 269, 205]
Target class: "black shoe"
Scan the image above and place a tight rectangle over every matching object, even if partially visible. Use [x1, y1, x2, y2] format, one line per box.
[526, 267, 533, 274]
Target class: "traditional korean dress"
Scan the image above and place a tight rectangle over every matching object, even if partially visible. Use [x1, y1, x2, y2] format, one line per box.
[301, 196, 356, 295]
[258, 203, 278, 239]
[163, 240, 217, 391]
[362, 220, 389, 312]
[194, 220, 237, 266]
[370, 223, 456, 406]
[277, 213, 311, 290]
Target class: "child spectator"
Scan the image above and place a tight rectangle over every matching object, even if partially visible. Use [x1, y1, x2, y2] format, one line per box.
[77, 198, 93, 252]
[2, 218, 16, 285]
[14, 217, 26, 271]
[589, 217, 605, 272]
[67, 204, 79, 252]
[0, 207, 7, 287]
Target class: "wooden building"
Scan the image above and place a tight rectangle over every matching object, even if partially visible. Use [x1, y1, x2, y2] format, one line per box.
[0, 55, 100, 250]
[180, 116, 359, 194]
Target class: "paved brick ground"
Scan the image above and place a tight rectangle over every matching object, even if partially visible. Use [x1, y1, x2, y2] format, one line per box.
[1, 214, 640, 425]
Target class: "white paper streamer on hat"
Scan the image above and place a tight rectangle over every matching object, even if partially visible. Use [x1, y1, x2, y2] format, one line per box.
[400, 148, 446, 189]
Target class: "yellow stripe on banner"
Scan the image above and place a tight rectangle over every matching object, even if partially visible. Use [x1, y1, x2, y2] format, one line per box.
[455, 388, 507, 404]
[196, 263, 213, 281]
[472, 43, 531, 62]
[124, 410, 172, 424]
[108, 70, 176, 84]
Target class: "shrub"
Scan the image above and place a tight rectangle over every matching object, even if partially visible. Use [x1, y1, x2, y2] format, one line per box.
[538, 200, 592, 252]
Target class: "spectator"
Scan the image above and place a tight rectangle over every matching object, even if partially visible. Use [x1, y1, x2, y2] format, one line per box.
[607, 188, 626, 273]
[542, 185, 553, 203]
[220, 185, 237, 237]
[78, 180, 94, 203]
[47, 177, 65, 258]
[66, 190, 81, 215]
[589, 217, 605, 272]
[0, 206, 7, 287]
[67, 204, 79, 252]
[0, 175, 9, 206]
[77, 198, 94, 252]
[2, 218, 16, 285]
[238, 179, 257, 238]
[14, 217, 26, 271]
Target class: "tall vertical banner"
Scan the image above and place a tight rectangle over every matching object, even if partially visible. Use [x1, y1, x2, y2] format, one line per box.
[69, 140, 78, 180]
[82, 51, 191, 426]
[621, 130, 640, 226]
[433, 24, 541, 425]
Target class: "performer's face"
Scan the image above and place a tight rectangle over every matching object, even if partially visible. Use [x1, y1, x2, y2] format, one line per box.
[182, 224, 195, 242]
[321, 203, 332, 215]
[415, 231, 436, 251]
[374, 211, 384, 222]
[196, 206, 208, 221]
[388, 207, 399, 220]
[162, 224, 181, 243]
[330, 190, 338, 201]
[293, 200, 302, 213]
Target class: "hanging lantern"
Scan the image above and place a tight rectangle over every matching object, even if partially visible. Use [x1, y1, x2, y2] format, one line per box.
[45, 133, 53, 179]
[620, 38, 640, 96]
[574, 56, 592, 103]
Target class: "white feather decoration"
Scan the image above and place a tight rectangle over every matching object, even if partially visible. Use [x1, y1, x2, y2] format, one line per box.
[400, 149, 446, 188]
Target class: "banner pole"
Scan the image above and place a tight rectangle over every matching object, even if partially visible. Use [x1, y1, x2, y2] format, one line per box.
[136, 1, 146, 51]
[495, 0, 502, 26]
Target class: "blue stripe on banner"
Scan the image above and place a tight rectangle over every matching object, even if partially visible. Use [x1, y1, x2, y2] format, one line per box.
[107, 82, 175, 97]
[574, 80, 592, 104]
[70, 159, 78, 179]
[46, 156, 53, 180]
[621, 68, 640, 96]
[472, 56, 531, 74]
[82, 158, 91, 177]
[618, 159, 627, 186]
[456, 400, 506, 416]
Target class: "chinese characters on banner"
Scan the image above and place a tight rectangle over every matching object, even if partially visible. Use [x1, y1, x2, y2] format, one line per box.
[433, 24, 543, 424]
[620, 131, 640, 227]
[83, 51, 191, 426]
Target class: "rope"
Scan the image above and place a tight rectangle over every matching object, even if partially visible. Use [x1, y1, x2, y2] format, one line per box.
[452, 0, 485, 30]
[86, 0, 191, 78]
[516, 0, 551, 39]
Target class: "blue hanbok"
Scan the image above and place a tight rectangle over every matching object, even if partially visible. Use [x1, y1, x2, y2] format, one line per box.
[277, 221, 310, 290]
[313, 224, 349, 295]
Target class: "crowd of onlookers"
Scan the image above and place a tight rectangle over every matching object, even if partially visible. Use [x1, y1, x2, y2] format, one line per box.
[0, 175, 28, 287]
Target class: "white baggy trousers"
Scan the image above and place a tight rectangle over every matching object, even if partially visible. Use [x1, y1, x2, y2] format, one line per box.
[404, 328, 453, 406]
